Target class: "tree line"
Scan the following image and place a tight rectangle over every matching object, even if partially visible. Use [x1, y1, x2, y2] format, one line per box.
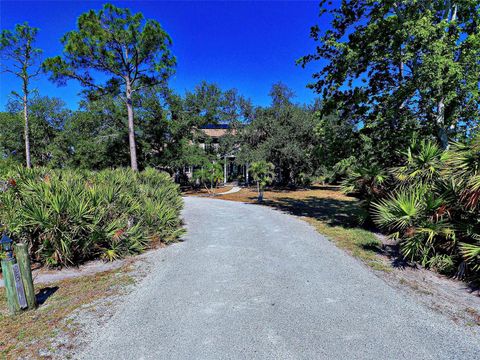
[1, 0, 479, 185]
[1, 4, 318, 185]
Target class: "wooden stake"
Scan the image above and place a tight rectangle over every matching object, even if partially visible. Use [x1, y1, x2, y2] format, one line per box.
[1, 259, 21, 314]
[14, 243, 36, 310]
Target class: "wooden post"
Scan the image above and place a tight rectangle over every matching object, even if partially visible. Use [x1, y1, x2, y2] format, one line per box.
[14, 243, 36, 310]
[1, 259, 21, 314]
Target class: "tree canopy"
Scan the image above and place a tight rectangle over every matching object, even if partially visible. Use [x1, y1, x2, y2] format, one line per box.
[299, 0, 480, 155]
[43, 3, 176, 170]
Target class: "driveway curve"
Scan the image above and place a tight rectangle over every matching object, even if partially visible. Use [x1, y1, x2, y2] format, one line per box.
[80, 197, 480, 359]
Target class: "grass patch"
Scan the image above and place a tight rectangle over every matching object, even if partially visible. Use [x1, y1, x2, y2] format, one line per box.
[0, 268, 134, 359]
[210, 185, 390, 272]
[305, 218, 389, 271]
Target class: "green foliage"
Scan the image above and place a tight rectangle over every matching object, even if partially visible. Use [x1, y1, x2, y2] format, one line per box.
[58, 95, 131, 169]
[444, 136, 480, 209]
[250, 161, 274, 187]
[1, 96, 70, 166]
[237, 83, 317, 185]
[392, 137, 446, 188]
[0, 112, 23, 162]
[301, 0, 480, 163]
[314, 111, 358, 170]
[0, 167, 183, 267]
[342, 165, 388, 200]
[428, 254, 456, 275]
[371, 136, 480, 280]
[43, 4, 175, 91]
[193, 162, 223, 195]
[43, 3, 176, 170]
[1, 22, 43, 168]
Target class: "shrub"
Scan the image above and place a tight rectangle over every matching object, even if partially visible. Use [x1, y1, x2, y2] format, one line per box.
[317, 156, 357, 185]
[0, 167, 183, 267]
[295, 172, 313, 187]
[371, 136, 480, 281]
[428, 254, 456, 275]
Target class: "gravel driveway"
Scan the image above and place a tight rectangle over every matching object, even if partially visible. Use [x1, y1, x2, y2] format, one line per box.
[80, 197, 480, 359]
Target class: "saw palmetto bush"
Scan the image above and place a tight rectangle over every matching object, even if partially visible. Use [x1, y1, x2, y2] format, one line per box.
[391, 138, 446, 188]
[341, 164, 389, 225]
[0, 167, 183, 266]
[371, 136, 480, 280]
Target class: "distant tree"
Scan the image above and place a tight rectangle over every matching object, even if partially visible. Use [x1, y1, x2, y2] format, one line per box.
[26, 96, 69, 166]
[269, 82, 295, 109]
[300, 0, 480, 151]
[313, 111, 357, 170]
[0, 112, 23, 163]
[2, 96, 69, 166]
[57, 95, 130, 169]
[250, 161, 275, 202]
[184, 81, 251, 127]
[43, 4, 176, 171]
[0, 23, 42, 168]
[237, 83, 317, 185]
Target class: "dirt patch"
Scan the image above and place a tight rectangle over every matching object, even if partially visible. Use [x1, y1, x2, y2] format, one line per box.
[0, 244, 169, 288]
[379, 259, 480, 328]
[0, 258, 125, 288]
[0, 246, 163, 359]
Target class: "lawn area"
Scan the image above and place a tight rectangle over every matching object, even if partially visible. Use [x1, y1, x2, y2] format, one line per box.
[215, 185, 390, 271]
[0, 267, 134, 359]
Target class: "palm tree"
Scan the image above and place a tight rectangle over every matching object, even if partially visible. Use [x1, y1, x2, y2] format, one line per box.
[392, 138, 445, 188]
[341, 164, 388, 200]
[193, 162, 223, 196]
[249, 161, 274, 202]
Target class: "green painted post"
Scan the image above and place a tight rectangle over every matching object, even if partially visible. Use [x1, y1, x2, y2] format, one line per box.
[14, 243, 36, 310]
[1, 259, 21, 314]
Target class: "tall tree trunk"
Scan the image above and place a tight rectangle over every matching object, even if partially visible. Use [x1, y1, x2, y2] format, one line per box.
[125, 78, 138, 171]
[23, 82, 31, 169]
[257, 181, 263, 202]
[436, 97, 449, 149]
[434, 3, 457, 150]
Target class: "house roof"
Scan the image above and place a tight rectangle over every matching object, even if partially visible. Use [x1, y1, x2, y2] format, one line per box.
[200, 123, 230, 130]
[199, 123, 234, 138]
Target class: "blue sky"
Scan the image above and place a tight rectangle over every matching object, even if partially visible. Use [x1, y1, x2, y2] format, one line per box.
[0, 1, 327, 110]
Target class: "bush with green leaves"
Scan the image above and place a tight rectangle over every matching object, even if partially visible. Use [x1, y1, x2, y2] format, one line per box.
[192, 162, 223, 196]
[371, 136, 480, 281]
[0, 167, 183, 267]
